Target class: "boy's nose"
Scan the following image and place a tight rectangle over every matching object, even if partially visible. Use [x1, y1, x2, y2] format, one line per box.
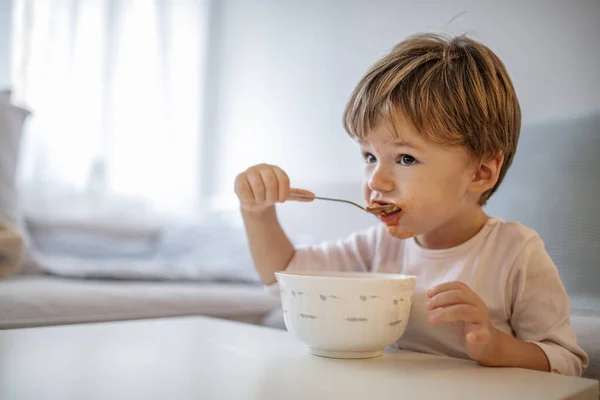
[368, 167, 394, 193]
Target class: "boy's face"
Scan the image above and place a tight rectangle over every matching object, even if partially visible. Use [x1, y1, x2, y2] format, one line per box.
[360, 119, 479, 239]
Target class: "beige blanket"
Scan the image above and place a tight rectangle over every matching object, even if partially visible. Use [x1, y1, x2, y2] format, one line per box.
[0, 221, 23, 278]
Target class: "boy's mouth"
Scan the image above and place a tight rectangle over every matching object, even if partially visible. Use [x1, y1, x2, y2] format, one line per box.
[365, 200, 402, 222]
[377, 208, 402, 224]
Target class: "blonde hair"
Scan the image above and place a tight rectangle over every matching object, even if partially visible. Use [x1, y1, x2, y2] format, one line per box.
[343, 33, 521, 205]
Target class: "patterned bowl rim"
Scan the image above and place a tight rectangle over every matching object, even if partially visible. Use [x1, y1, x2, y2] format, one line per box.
[275, 271, 417, 283]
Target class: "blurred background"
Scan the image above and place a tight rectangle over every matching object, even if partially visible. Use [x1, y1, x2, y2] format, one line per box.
[1, 0, 599, 225]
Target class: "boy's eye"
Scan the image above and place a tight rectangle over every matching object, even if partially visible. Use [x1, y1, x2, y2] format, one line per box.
[364, 152, 376, 164]
[397, 154, 418, 166]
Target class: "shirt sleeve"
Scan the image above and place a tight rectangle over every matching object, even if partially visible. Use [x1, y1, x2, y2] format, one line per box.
[508, 237, 589, 376]
[0, 221, 24, 278]
[264, 224, 384, 296]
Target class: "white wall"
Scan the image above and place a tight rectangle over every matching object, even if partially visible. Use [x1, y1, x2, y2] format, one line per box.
[205, 0, 600, 203]
[0, 0, 11, 87]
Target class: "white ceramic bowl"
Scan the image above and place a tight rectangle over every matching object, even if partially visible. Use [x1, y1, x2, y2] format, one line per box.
[275, 270, 417, 359]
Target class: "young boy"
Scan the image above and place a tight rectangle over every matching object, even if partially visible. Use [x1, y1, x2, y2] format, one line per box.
[234, 33, 588, 376]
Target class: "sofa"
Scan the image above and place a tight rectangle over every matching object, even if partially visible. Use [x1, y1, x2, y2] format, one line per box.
[1, 90, 283, 328]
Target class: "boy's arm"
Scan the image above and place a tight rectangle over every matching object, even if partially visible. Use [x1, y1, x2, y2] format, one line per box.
[430, 236, 588, 375]
[235, 164, 314, 285]
[236, 164, 383, 286]
[242, 207, 294, 285]
[507, 238, 589, 376]
[243, 205, 384, 286]
[478, 326, 551, 371]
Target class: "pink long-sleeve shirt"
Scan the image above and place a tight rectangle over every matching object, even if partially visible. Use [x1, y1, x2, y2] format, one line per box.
[270, 217, 588, 376]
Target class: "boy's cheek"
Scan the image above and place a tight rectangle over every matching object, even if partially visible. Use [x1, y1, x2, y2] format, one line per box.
[406, 183, 449, 212]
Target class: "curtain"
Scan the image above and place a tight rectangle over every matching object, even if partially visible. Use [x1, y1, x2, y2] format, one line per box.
[11, 0, 210, 223]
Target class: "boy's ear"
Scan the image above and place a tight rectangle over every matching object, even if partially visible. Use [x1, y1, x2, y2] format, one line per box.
[469, 152, 504, 195]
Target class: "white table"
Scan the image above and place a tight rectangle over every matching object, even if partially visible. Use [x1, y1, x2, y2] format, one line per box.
[0, 316, 597, 400]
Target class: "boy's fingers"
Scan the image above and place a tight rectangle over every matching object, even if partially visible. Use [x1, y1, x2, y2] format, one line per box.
[426, 290, 470, 310]
[288, 188, 315, 202]
[428, 304, 479, 324]
[259, 167, 279, 205]
[246, 172, 266, 202]
[234, 175, 254, 201]
[427, 281, 470, 298]
[272, 166, 291, 203]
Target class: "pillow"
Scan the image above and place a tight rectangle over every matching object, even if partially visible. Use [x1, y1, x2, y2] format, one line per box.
[26, 213, 161, 258]
[30, 213, 314, 283]
[0, 220, 24, 278]
[0, 89, 39, 276]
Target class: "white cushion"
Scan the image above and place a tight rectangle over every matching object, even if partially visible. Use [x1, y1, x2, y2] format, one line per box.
[0, 275, 280, 329]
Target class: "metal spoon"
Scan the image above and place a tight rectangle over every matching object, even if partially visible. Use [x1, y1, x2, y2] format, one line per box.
[290, 193, 400, 215]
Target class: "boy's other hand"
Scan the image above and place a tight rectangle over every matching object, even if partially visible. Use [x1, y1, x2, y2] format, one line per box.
[426, 281, 501, 364]
[234, 164, 314, 214]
